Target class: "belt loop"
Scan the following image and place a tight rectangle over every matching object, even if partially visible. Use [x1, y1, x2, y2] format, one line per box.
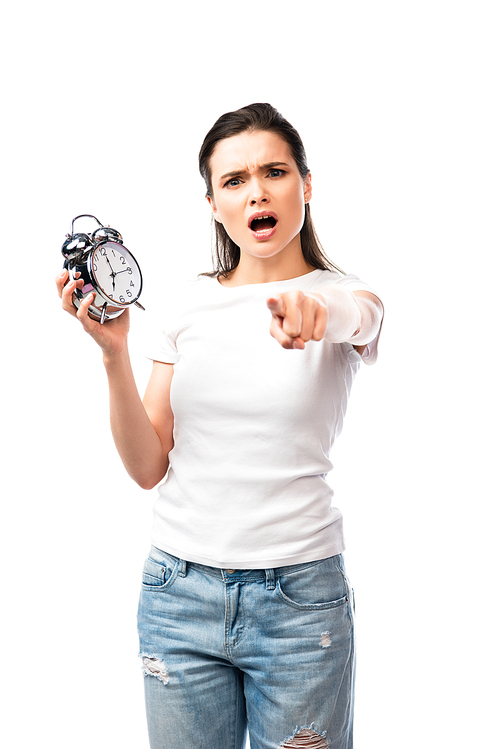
[265, 568, 276, 590]
[178, 559, 187, 578]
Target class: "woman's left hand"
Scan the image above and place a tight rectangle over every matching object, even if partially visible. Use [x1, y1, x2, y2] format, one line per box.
[267, 291, 327, 349]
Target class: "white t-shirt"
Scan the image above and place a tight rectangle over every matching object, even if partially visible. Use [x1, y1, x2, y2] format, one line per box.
[147, 269, 379, 569]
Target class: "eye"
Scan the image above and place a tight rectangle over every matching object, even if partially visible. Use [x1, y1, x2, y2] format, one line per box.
[268, 169, 285, 178]
[223, 177, 242, 188]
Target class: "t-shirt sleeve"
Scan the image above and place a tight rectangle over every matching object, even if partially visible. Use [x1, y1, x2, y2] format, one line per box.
[143, 280, 194, 364]
[146, 326, 180, 364]
[314, 271, 384, 365]
[340, 274, 383, 365]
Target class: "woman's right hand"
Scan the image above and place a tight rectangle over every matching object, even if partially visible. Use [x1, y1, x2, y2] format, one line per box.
[56, 269, 131, 357]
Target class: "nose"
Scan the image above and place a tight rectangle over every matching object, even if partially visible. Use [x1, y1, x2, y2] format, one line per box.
[249, 178, 269, 206]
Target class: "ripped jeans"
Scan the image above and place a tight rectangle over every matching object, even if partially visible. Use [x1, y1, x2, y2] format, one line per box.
[137, 547, 356, 749]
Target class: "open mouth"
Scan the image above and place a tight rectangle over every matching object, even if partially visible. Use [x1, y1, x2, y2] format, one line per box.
[249, 213, 278, 235]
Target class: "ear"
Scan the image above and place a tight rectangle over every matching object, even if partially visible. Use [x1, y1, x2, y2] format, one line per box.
[303, 173, 312, 204]
[206, 195, 222, 223]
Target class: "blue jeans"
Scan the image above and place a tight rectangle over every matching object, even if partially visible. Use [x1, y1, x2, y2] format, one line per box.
[137, 547, 356, 749]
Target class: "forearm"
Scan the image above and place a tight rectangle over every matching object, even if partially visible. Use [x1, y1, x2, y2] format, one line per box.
[103, 348, 170, 490]
[317, 286, 383, 345]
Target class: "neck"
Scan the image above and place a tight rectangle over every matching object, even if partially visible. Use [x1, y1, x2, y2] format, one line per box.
[219, 245, 314, 287]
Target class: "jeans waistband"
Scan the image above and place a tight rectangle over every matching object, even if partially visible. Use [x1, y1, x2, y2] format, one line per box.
[153, 547, 337, 586]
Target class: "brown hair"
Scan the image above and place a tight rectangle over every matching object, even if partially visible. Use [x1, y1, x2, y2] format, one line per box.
[198, 103, 344, 277]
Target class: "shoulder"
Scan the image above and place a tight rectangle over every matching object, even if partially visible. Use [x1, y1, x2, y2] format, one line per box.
[310, 269, 379, 296]
[313, 269, 383, 316]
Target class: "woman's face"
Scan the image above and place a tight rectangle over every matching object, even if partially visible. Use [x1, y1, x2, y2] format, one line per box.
[207, 129, 312, 265]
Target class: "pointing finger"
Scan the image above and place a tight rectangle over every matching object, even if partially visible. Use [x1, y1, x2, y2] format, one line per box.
[267, 296, 285, 318]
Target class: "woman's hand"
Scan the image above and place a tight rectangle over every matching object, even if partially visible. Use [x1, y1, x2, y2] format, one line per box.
[268, 287, 383, 350]
[56, 269, 130, 357]
[267, 291, 327, 350]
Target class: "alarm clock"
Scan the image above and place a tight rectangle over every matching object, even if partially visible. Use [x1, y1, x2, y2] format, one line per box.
[62, 214, 144, 324]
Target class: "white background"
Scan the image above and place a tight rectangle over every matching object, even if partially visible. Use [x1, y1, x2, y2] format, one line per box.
[2, 1, 498, 747]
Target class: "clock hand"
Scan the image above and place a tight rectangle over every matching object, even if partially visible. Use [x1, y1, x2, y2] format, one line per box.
[104, 253, 117, 291]
[104, 253, 117, 276]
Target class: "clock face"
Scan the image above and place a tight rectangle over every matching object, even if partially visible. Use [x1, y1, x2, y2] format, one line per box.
[90, 241, 142, 305]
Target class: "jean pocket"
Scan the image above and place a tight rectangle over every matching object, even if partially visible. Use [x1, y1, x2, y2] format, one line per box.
[141, 551, 179, 592]
[275, 556, 349, 611]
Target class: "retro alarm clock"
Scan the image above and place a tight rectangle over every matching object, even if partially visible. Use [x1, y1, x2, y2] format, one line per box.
[61, 214, 145, 324]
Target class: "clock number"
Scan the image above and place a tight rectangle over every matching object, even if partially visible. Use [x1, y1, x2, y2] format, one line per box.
[120, 256, 126, 265]
[119, 295, 126, 303]
[126, 289, 133, 298]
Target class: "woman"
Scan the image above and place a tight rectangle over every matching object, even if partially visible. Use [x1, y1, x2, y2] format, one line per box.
[57, 103, 383, 749]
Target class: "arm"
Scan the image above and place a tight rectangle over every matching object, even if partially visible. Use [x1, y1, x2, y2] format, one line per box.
[56, 270, 174, 489]
[104, 353, 174, 490]
[347, 290, 384, 361]
[267, 286, 383, 351]
[322, 287, 383, 346]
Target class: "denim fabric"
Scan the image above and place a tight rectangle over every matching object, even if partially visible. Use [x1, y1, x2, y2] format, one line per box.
[137, 547, 355, 749]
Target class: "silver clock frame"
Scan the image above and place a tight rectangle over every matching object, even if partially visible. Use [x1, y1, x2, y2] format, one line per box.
[62, 214, 145, 324]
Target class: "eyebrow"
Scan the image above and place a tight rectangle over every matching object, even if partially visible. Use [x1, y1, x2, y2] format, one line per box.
[219, 162, 289, 182]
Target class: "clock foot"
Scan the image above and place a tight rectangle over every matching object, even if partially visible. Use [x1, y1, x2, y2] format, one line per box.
[100, 302, 108, 325]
